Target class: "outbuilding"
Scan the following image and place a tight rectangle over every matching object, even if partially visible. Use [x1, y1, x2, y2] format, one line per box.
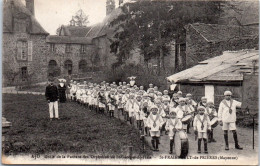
[166, 49, 258, 106]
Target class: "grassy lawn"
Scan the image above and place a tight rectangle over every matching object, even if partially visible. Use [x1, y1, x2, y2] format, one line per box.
[2, 94, 153, 156]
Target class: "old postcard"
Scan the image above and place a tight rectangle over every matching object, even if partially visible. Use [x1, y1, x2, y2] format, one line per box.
[2, 0, 259, 165]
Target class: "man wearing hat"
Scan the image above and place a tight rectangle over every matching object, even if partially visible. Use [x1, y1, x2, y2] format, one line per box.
[45, 77, 59, 120]
[218, 91, 243, 150]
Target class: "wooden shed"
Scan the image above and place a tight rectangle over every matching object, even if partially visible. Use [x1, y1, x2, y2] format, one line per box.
[166, 49, 259, 106]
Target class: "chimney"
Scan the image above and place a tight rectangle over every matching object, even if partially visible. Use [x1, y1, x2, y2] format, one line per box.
[25, 0, 34, 16]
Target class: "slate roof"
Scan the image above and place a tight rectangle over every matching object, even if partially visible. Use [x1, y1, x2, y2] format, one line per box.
[3, 0, 49, 35]
[167, 49, 259, 83]
[58, 25, 91, 37]
[86, 8, 122, 39]
[46, 35, 93, 44]
[186, 23, 259, 43]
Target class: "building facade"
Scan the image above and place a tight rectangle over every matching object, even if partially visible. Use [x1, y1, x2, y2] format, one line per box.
[3, 0, 259, 86]
[46, 25, 96, 77]
[3, 0, 49, 86]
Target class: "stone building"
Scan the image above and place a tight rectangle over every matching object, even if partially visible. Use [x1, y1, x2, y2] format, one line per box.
[85, 7, 122, 70]
[3, 0, 49, 86]
[182, 23, 259, 69]
[46, 25, 95, 77]
[3, 0, 258, 86]
[45, 1, 121, 78]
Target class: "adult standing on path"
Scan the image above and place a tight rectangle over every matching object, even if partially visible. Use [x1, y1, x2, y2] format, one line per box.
[58, 79, 67, 103]
[45, 77, 59, 120]
[218, 91, 243, 150]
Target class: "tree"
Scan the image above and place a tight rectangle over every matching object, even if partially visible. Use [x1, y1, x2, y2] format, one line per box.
[73, 9, 89, 26]
[110, 0, 229, 75]
[56, 26, 61, 35]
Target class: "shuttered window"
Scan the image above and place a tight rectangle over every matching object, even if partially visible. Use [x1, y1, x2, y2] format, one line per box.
[28, 41, 33, 61]
[17, 41, 27, 60]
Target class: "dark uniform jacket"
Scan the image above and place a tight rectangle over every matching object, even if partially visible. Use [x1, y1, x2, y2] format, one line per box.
[45, 84, 59, 102]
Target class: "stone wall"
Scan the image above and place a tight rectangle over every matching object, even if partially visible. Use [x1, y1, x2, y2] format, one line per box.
[93, 36, 117, 70]
[3, 33, 49, 86]
[46, 43, 96, 76]
[186, 26, 259, 68]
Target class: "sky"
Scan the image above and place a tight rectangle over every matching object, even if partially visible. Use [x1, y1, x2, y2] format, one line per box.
[21, 0, 120, 35]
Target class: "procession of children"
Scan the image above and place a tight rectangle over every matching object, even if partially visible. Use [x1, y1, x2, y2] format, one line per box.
[50, 79, 243, 156]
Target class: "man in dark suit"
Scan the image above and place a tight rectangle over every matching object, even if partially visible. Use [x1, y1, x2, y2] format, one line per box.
[45, 77, 59, 120]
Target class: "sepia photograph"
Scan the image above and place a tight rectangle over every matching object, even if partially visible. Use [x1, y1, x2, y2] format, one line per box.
[1, 0, 259, 165]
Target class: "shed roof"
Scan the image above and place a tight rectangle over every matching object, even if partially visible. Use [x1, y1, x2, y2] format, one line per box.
[167, 49, 259, 83]
[187, 23, 258, 43]
[3, 0, 49, 35]
[46, 35, 93, 44]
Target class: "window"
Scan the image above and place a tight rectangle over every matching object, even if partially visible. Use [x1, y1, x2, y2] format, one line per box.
[65, 44, 71, 53]
[21, 67, 27, 81]
[81, 44, 86, 53]
[48, 60, 60, 77]
[28, 41, 33, 61]
[79, 60, 87, 73]
[50, 43, 55, 52]
[180, 43, 186, 52]
[17, 41, 27, 60]
[64, 60, 73, 75]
